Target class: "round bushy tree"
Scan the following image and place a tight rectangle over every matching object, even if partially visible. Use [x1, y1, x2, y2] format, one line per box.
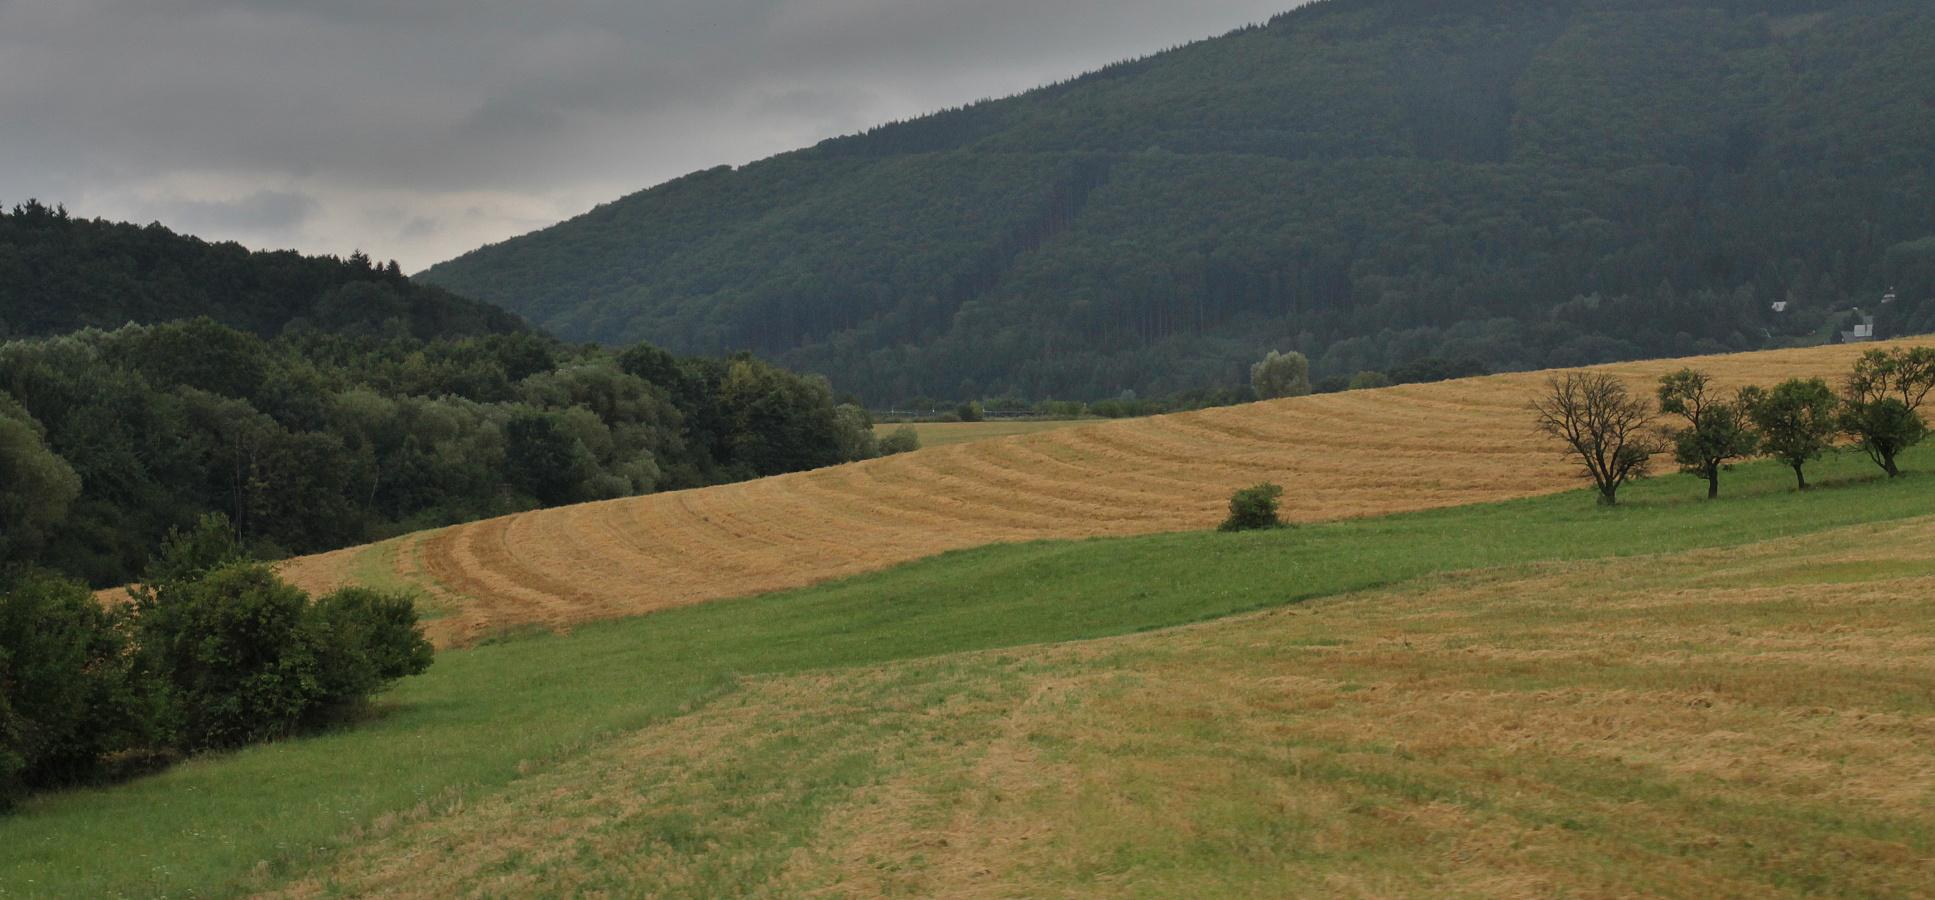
[1220, 483, 1287, 532]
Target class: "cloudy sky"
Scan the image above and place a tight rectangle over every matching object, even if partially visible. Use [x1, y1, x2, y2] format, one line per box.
[0, 0, 1297, 271]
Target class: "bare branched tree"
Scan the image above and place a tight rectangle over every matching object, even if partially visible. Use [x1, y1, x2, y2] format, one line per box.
[1532, 372, 1661, 506]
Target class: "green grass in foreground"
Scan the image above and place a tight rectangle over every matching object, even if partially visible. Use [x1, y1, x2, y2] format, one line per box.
[1, 448, 1930, 897]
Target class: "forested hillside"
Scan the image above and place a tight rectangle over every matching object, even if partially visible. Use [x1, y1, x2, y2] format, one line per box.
[0, 319, 887, 588]
[0, 201, 527, 341]
[423, 0, 1935, 403]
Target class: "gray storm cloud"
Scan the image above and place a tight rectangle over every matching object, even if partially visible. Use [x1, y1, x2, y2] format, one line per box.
[0, 0, 1298, 269]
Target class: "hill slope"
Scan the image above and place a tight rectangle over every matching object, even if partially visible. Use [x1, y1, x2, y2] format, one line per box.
[274, 515, 1935, 897]
[422, 0, 1935, 402]
[281, 339, 1931, 646]
[0, 201, 528, 341]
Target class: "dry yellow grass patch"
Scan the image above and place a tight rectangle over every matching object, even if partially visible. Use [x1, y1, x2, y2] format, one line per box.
[270, 516, 1935, 898]
[278, 340, 1935, 646]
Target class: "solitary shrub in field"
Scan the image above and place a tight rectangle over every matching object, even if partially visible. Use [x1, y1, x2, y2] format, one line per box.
[1657, 369, 1759, 499]
[1532, 372, 1660, 506]
[1220, 483, 1286, 532]
[878, 425, 921, 455]
[1740, 379, 1839, 490]
[1840, 348, 1935, 477]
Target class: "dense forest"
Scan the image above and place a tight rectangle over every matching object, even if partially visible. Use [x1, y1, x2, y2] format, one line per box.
[423, 0, 1935, 404]
[0, 201, 528, 341]
[0, 318, 890, 588]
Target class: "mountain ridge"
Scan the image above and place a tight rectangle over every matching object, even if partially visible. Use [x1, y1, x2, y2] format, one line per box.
[422, 0, 1935, 403]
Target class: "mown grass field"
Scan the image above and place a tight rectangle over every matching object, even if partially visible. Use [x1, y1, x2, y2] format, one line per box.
[280, 339, 1935, 646]
[871, 418, 1086, 447]
[5, 446, 1933, 897]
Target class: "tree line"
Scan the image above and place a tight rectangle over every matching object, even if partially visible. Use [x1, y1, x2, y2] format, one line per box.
[0, 201, 526, 342]
[1533, 347, 1935, 505]
[0, 318, 903, 589]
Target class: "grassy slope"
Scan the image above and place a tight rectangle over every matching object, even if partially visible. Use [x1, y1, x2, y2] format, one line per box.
[290, 517, 1935, 897]
[3, 449, 1932, 896]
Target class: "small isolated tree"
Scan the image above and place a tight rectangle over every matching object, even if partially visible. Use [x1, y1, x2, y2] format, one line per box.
[1532, 372, 1661, 506]
[1740, 378, 1839, 490]
[1220, 483, 1286, 532]
[1840, 347, 1935, 477]
[1657, 369, 1759, 499]
[1251, 351, 1312, 400]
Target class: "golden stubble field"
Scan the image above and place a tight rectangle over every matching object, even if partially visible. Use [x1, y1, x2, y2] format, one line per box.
[278, 340, 1935, 647]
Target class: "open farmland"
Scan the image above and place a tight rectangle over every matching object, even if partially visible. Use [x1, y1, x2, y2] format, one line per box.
[11, 444, 1935, 897]
[281, 341, 1934, 646]
[275, 517, 1935, 898]
[281, 340, 1935, 647]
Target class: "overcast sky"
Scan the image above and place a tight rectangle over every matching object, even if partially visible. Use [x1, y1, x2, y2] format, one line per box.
[0, 0, 1298, 270]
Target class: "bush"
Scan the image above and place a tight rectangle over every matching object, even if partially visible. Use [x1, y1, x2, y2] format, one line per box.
[1220, 483, 1287, 532]
[306, 587, 434, 712]
[0, 570, 156, 809]
[138, 563, 325, 751]
[878, 425, 922, 455]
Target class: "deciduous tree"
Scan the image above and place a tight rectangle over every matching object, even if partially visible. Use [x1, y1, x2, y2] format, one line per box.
[1532, 373, 1660, 506]
[1739, 379, 1838, 490]
[1657, 369, 1759, 499]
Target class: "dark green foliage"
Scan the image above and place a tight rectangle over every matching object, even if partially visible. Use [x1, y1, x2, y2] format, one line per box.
[421, 0, 1935, 403]
[0, 202, 527, 341]
[0, 571, 155, 809]
[1219, 483, 1286, 532]
[879, 426, 922, 456]
[1840, 347, 1935, 477]
[1658, 369, 1760, 499]
[1839, 398, 1924, 478]
[1740, 378, 1840, 489]
[305, 588, 434, 711]
[0, 519, 437, 809]
[0, 318, 878, 587]
[136, 564, 322, 751]
[0, 395, 79, 562]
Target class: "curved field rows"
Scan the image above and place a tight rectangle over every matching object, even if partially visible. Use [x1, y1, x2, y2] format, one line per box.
[279, 340, 1934, 646]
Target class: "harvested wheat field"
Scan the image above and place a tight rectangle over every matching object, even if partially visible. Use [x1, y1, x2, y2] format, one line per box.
[279, 340, 1935, 646]
[271, 511, 1935, 898]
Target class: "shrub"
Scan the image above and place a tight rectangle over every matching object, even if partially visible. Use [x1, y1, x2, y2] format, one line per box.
[138, 563, 325, 751]
[878, 425, 922, 455]
[1220, 483, 1286, 532]
[956, 401, 985, 423]
[0, 570, 156, 809]
[305, 587, 434, 713]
